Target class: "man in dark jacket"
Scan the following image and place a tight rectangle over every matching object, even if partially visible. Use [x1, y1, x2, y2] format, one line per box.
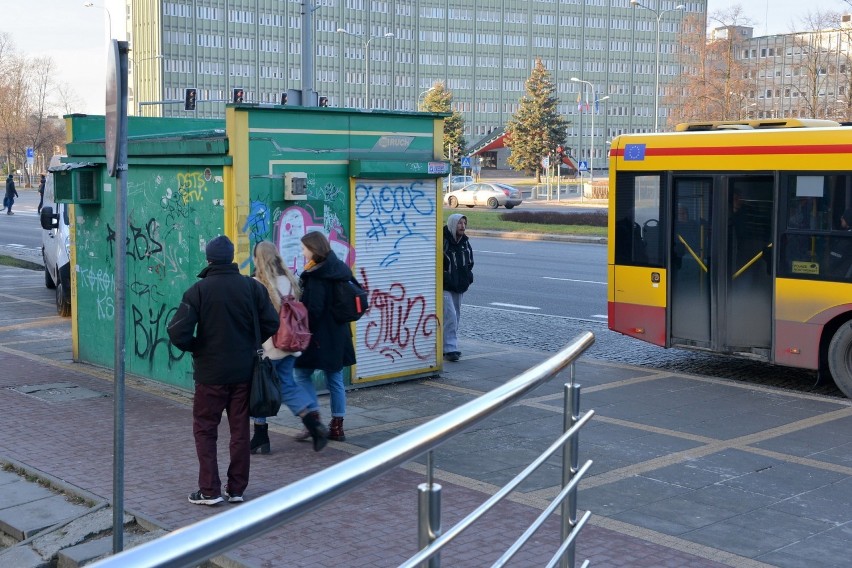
[168, 235, 279, 505]
[4, 174, 18, 215]
[443, 213, 473, 362]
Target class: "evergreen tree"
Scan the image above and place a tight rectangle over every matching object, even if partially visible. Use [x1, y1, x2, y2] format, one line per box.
[506, 59, 567, 181]
[421, 82, 466, 172]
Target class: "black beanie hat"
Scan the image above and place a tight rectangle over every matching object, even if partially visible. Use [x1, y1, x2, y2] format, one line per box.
[206, 235, 234, 264]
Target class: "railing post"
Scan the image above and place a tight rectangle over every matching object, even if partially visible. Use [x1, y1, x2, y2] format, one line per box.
[417, 451, 442, 568]
[560, 364, 581, 568]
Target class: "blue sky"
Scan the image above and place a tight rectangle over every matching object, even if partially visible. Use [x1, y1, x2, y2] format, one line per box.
[2, 0, 847, 116]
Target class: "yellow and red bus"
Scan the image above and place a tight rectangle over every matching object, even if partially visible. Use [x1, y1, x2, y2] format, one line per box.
[607, 119, 852, 396]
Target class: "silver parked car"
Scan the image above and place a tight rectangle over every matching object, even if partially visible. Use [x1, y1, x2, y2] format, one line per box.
[444, 182, 523, 209]
[448, 175, 475, 191]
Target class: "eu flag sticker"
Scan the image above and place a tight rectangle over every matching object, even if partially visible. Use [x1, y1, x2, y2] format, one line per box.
[624, 144, 646, 161]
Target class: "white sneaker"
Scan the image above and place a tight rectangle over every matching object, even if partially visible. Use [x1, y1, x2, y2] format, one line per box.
[188, 490, 223, 505]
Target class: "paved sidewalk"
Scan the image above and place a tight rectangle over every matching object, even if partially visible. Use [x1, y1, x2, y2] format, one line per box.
[1, 263, 851, 567]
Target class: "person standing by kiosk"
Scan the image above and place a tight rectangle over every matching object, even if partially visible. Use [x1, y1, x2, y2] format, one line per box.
[443, 213, 474, 362]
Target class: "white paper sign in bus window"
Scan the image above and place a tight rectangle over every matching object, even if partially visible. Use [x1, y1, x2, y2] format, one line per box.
[796, 176, 824, 198]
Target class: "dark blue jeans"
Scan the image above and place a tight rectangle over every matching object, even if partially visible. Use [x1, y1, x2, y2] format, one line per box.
[253, 355, 317, 422]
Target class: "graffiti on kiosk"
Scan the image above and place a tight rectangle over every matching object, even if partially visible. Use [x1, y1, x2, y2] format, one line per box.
[354, 181, 434, 267]
[176, 171, 209, 204]
[275, 206, 352, 274]
[243, 200, 272, 242]
[132, 303, 185, 369]
[359, 271, 439, 362]
[160, 186, 194, 232]
[105, 219, 164, 261]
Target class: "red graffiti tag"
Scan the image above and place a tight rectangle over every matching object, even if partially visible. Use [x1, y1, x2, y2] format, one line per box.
[362, 280, 438, 362]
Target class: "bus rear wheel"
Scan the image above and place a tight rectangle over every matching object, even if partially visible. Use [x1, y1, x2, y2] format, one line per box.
[828, 321, 852, 398]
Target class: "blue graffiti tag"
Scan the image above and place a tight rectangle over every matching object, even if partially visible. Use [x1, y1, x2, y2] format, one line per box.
[355, 181, 435, 267]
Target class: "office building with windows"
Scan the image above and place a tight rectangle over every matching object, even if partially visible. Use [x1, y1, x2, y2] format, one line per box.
[126, 0, 706, 167]
[721, 17, 852, 122]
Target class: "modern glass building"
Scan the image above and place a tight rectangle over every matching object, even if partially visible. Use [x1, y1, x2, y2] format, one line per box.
[126, 0, 707, 166]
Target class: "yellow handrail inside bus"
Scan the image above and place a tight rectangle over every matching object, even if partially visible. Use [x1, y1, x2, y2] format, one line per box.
[676, 234, 708, 273]
[732, 243, 773, 280]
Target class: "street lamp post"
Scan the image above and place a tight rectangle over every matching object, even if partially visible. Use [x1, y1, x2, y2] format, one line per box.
[337, 29, 395, 108]
[82, 1, 112, 38]
[570, 78, 609, 183]
[417, 87, 435, 110]
[741, 102, 757, 120]
[132, 55, 164, 116]
[631, 0, 685, 132]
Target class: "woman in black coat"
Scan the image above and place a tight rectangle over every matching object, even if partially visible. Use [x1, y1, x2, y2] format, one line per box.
[293, 231, 356, 441]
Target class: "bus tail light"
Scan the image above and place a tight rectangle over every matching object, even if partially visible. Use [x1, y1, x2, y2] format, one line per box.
[633, 327, 645, 334]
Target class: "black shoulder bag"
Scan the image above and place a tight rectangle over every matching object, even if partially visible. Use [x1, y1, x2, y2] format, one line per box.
[247, 277, 282, 418]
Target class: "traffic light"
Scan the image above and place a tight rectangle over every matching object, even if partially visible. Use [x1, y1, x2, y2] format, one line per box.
[280, 92, 288, 105]
[184, 88, 197, 111]
[233, 88, 244, 103]
[318, 96, 329, 107]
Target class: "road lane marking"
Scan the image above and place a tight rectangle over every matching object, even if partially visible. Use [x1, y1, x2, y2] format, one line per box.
[468, 304, 607, 325]
[542, 276, 607, 285]
[478, 250, 516, 255]
[592, 314, 607, 319]
[489, 302, 540, 310]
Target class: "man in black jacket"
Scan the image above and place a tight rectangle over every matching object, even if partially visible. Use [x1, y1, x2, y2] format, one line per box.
[168, 235, 279, 505]
[443, 213, 474, 362]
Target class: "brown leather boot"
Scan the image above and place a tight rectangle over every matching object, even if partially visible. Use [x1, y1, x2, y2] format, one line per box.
[328, 417, 346, 441]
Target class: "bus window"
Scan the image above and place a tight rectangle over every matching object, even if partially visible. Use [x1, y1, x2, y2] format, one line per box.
[614, 173, 667, 268]
[779, 174, 852, 281]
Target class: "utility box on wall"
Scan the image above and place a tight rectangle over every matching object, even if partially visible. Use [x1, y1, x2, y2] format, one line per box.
[63, 105, 449, 391]
[284, 172, 307, 200]
[54, 166, 101, 204]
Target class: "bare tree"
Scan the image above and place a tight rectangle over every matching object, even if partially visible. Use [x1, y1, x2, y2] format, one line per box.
[670, 6, 757, 124]
[785, 10, 845, 120]
[55, 82, 84, 117]
[0, 33, 72, 179]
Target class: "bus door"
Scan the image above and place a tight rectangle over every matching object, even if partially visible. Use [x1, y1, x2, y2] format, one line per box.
[670, 175, 774, 357]
[670, 178, 713, 347]
[722, 176, 774, 356]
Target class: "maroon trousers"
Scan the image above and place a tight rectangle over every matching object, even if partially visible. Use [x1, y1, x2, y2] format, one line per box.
[193, 382, 251, 497]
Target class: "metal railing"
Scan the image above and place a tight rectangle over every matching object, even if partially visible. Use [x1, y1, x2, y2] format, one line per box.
[90, 331, 595, 568]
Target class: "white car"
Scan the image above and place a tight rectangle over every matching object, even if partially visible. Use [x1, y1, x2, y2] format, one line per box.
[448, 175, 474, 191]
[444, 182, 523, 209]
[39, 155, 72, 317]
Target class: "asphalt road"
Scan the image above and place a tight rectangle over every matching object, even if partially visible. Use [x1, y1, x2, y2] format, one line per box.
[465, 236, 607, 322]
[0, 188, 42, 261]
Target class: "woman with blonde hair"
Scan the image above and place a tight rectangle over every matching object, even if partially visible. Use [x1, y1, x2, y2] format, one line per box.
[250, 241, 327, 453]
[294, 231, 356, 442]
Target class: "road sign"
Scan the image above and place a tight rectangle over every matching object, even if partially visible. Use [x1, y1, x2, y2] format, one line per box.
[541, 156, 550, 169]
[461, 156, 471, 168]
[578, 160, 589, 171]
[26, 147, 34, 166]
